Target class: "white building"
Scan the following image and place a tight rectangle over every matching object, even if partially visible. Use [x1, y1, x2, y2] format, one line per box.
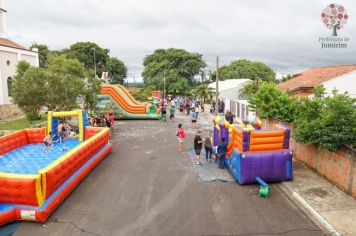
[277, 65, 356, 98]
[209, 79, 253, 119]
[0, 0, 39, 106]
[321, 70, 356, 98]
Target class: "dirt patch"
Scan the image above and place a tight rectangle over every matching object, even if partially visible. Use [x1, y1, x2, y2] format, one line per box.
[303, 187, 330, 198]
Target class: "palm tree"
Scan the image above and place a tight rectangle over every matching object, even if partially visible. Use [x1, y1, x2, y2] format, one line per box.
[193, 84, 213, 104]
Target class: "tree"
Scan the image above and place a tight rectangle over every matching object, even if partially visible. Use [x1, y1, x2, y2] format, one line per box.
[11, 62, 47, 120]
[191, 83, 213, 103]
[294, 89, 356, 151]
[248, 82, 296, 123]
[212, 59, 276, 82]
[30, 43, 50, 67]
[280, 74, 293, 82]
[240, 80, 259, 98]
[321, 4, 348, 36]
[106, 57, 127, 84]
[142, 48, 206, 93]
[11, 55, 100, 119]
[63, 42, 110, 77]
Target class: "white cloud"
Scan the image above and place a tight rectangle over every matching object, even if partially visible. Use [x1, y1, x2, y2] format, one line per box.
[4, 0, 356, 79]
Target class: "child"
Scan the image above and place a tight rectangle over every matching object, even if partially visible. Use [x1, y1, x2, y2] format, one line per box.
[109, 113, 115, 128]
[161, 106, 167, 123]
[57, 121, 65, 143]
[177, 124, 186, 152]
[194, 131, 204, 165]
[43, 131, 53, 153]
[191, 110, 197, 123]
[204, 131, 213, 163]
[169, 105, 175, 122]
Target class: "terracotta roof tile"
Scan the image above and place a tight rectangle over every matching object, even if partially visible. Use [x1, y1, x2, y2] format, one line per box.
[277, 65, 356, 91]
[0, 38, 27, 50]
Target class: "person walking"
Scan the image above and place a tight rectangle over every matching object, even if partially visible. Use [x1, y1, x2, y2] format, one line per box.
[177, 124, 186, 152]
[217, 137, 228, 169]
[194, 130, 204, 165]
[204, 131, 213, 163]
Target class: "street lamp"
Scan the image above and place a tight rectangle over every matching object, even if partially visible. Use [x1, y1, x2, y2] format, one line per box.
[92, 48, 97, 78]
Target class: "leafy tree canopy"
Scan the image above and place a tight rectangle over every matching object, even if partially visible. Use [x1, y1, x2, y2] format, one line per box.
[63, 42, 110, 77]
[294, 89, 356, 151]
[142, 48, 206, 93]
[213, 59, 276, 82]
[30, 43, 50, 68]
[11, 55, 99, 120]
[106, 57, 127, 84]
[248, 82, 296, 123]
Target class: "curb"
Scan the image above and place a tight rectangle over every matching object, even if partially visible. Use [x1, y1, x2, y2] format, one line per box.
[278, 182, 341, 236]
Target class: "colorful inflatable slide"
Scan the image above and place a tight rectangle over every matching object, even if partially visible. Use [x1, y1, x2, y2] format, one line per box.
[213, 115, 292, 193]
[0, 110, 112, 225]
[96, 84, 161, 119]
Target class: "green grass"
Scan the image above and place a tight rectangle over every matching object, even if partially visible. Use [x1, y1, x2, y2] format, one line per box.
[0, 116, 47, 130]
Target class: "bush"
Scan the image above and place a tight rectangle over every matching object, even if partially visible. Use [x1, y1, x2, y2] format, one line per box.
[248, 82, 297, 123]
[294, 90, 356, 151]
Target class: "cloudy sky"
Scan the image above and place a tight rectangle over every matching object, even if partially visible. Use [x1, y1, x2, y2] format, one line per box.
[3, 0, 356, 81]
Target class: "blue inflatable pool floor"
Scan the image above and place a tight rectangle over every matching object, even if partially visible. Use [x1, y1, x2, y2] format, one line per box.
[0, 139, 81, 175]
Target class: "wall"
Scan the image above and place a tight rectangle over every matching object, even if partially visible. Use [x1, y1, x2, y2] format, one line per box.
[263, 119, 356, 198]
[322, 71, 356, 98]
[0, 46, 39, 105]
[0, 103, 23, 120]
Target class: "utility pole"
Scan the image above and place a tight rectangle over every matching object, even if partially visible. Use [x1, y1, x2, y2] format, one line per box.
[92, 48, 97, 78]
[215, 56, 219, 115]
[163, 70, 166, 104]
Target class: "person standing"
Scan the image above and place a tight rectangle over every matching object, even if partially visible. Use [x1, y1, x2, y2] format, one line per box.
[194, 130, 204, 165]
[217, 137, 228, 169]
[161, 106, 167, 123]
[169, 105, 175, 122]
[225, 110, 234, 124]
[204, 131, 213, 163]
[177, 124, 186, 152]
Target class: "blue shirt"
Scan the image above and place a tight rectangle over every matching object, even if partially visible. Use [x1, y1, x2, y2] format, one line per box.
[217, 142, 228, 155]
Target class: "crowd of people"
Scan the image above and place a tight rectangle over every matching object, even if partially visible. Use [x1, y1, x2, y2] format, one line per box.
[88, 112, 115, 128]
[171, 96, 232, 169]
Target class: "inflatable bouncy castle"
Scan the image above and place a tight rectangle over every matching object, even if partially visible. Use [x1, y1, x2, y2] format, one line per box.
[213, 115, 292, 186]
[0, 110, 112, 225]
[96, 84, 161, 120]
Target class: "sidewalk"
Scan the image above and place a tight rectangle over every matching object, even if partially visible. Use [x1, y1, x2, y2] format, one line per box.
[279, 161, 356, 236]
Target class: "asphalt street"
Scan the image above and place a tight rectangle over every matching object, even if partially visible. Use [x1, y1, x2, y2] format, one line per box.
[14, 111, 324, 236]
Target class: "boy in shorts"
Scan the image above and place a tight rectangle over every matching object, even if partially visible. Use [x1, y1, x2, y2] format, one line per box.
[43, 131, 53, 153]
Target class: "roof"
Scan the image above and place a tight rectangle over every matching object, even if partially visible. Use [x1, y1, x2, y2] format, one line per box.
[0, 38, 28, 50]
[277, 65, 356, 92]
[209, 79, 252, 92]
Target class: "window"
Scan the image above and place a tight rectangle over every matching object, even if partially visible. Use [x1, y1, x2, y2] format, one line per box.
[7, 77, 12, 96]
[6, 60, 10, 66]
[236, 102, 240, 118]
[241, 104, 245, 119]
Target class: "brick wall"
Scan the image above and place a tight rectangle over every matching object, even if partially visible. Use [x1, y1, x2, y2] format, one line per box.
[263, 119, 356, 198]
[0, 104, 23, 120]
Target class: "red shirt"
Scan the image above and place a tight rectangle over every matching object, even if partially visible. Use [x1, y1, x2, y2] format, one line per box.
[178, 128, 186, 138]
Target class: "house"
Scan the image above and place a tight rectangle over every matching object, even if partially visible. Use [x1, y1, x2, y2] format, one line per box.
[277, 65, 356, 98]
[0, 0, 39, 119]
[209, 79, 253, 119]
